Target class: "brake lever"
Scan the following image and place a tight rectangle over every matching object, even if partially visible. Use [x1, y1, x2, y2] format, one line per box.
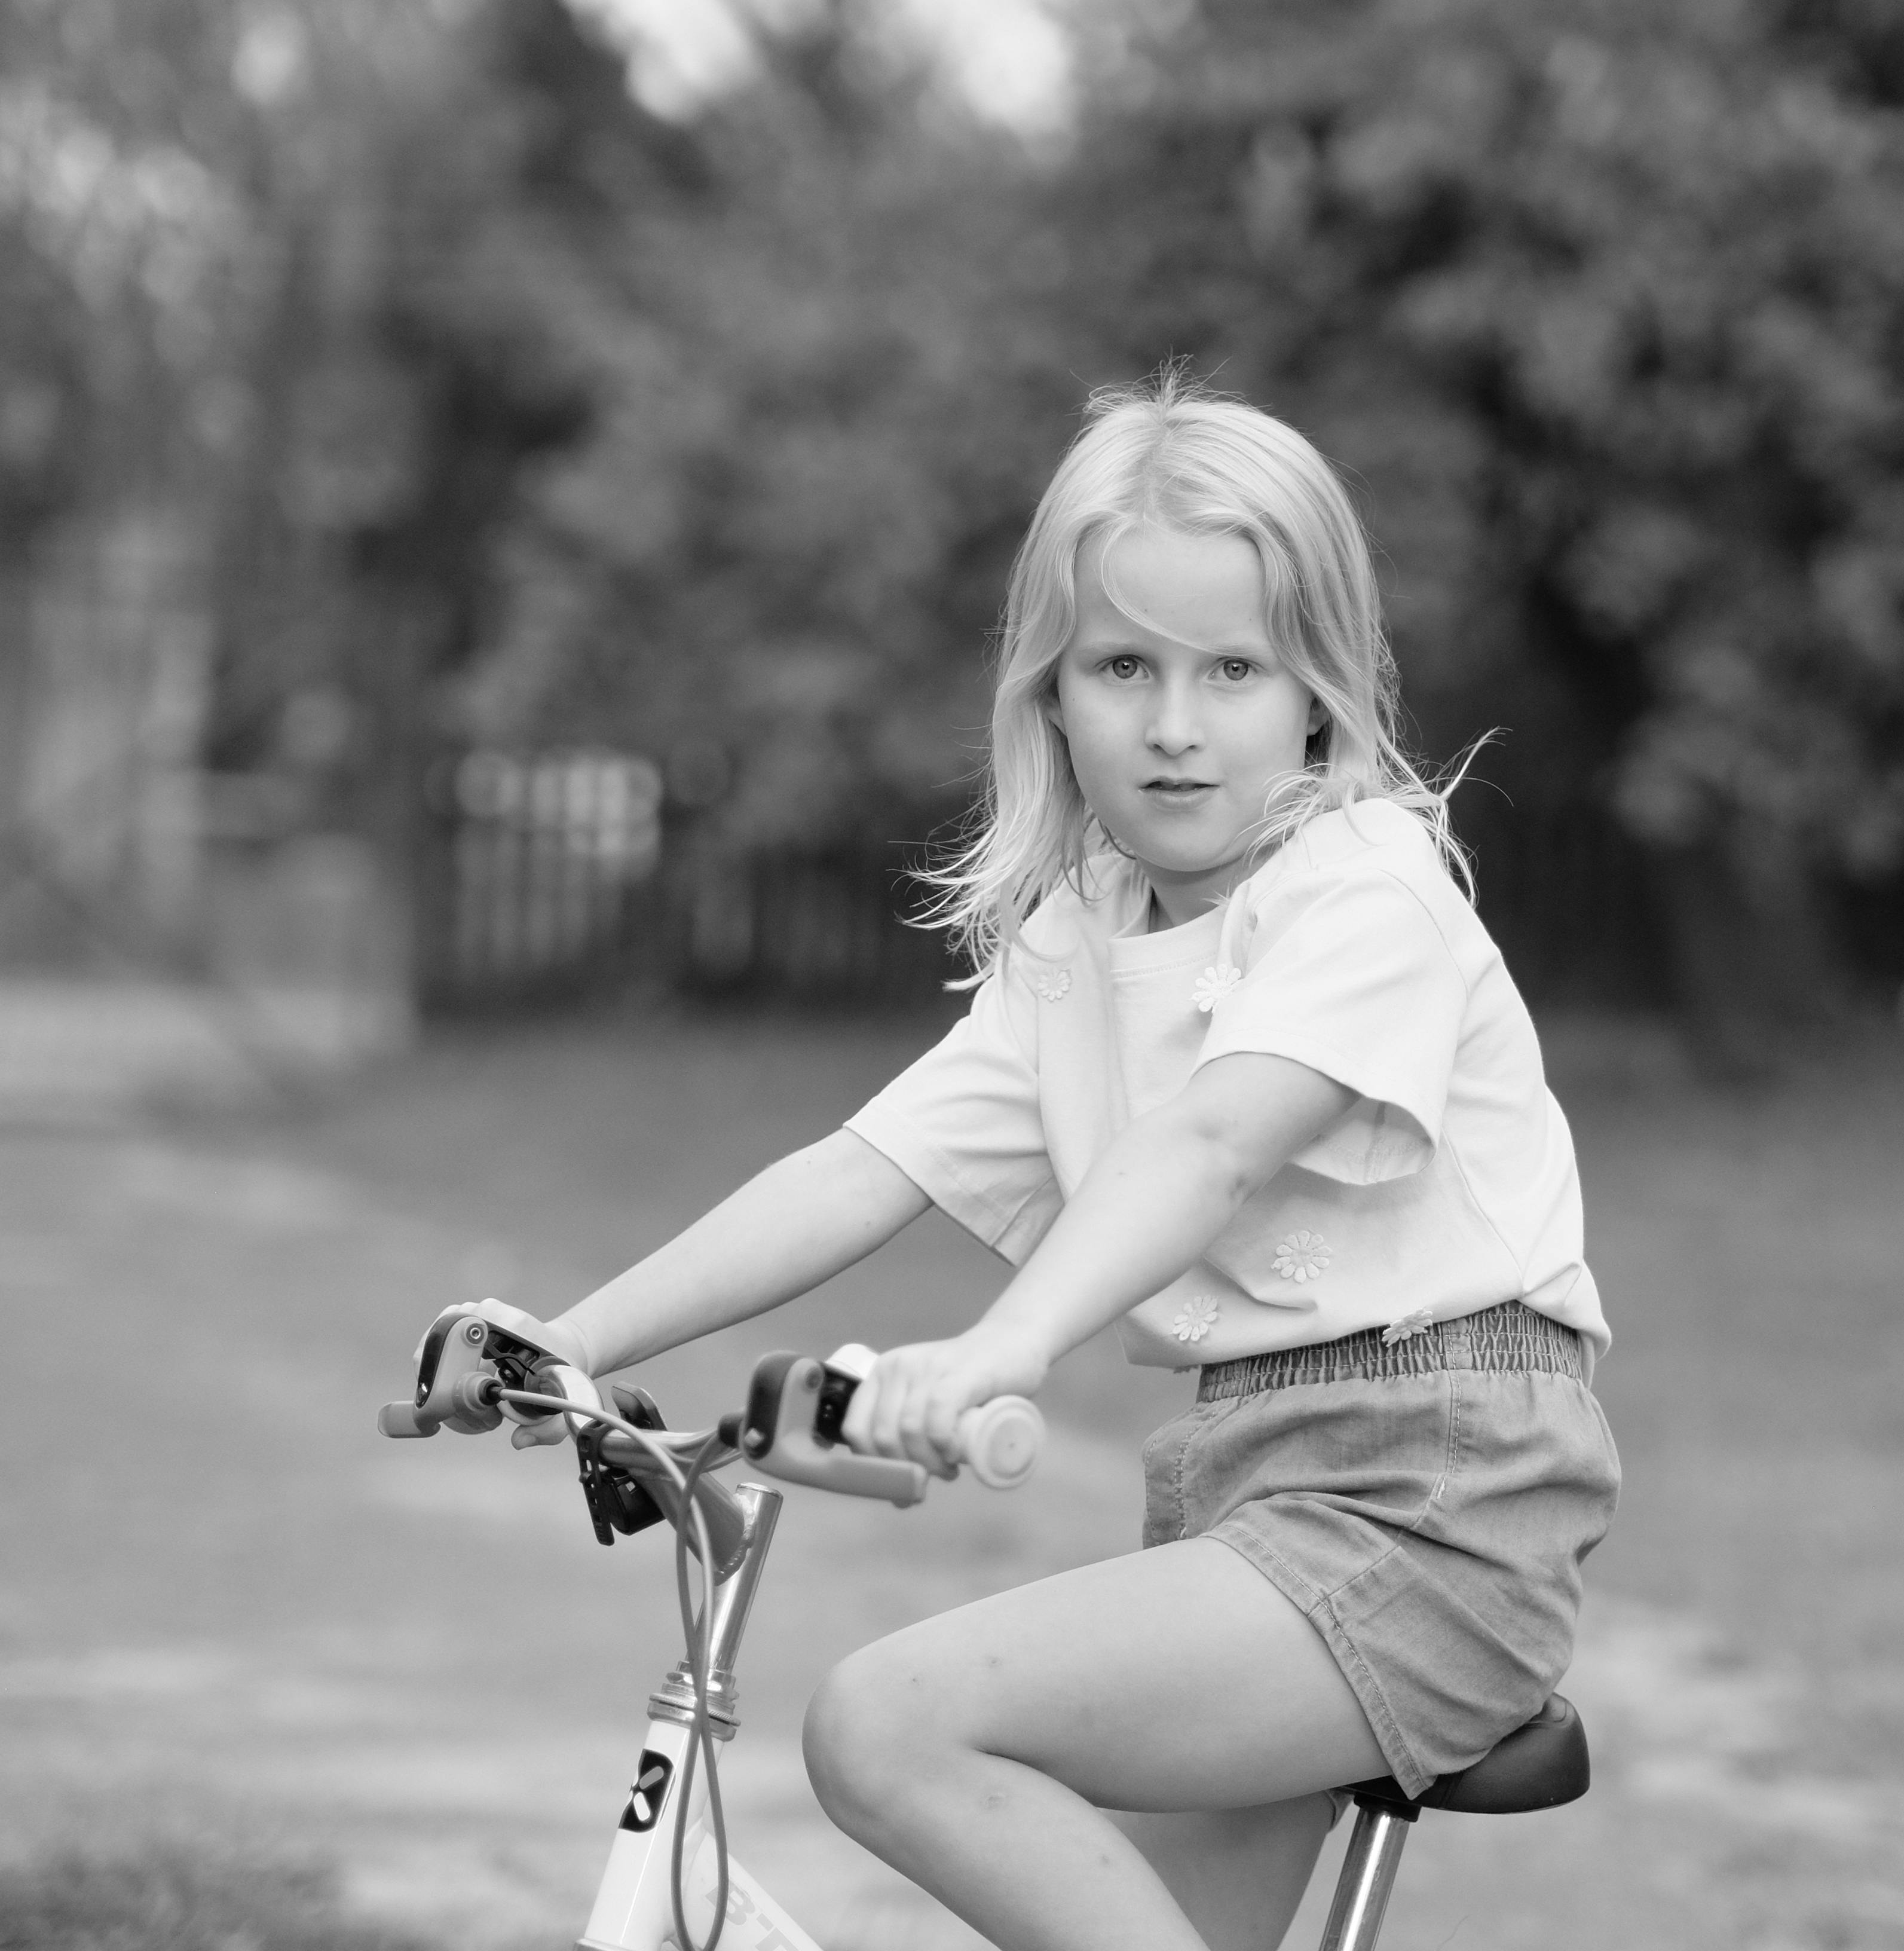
[721, 1351, 930, 1507]
[376, 1299, 570, 1438]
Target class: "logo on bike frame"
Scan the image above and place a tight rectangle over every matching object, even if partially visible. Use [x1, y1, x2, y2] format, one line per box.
[619, 1750, 672, 1831]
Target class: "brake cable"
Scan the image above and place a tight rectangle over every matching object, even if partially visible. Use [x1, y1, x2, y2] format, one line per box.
[669, 1432, 731, 1951]
[492, 1389, 730, 1951]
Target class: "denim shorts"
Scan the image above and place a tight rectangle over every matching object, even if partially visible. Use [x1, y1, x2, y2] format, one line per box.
[1141, 1301, 1620, 1798]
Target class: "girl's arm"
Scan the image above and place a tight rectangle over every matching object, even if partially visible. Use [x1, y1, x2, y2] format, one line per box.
[845, 1052, 1355, 1473]
[541, 1129, 932, 1377]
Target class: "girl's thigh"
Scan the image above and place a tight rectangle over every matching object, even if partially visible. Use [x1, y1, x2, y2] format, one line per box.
[1112, 1800, 1339, 1951]
[812, 1536, 1387, 1811]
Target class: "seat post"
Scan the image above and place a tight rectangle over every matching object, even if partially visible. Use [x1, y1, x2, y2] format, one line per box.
[1317, 1696, 1590, 1951]
[1318, 1801, 1416, 1951]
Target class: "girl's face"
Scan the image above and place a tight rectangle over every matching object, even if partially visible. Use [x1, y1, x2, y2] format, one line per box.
[1047, 525, 1323, 927]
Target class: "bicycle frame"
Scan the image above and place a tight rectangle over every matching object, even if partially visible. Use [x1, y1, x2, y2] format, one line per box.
[577, 1479, 824, 1951]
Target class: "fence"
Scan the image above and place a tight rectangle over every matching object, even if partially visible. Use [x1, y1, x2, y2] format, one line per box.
[678, 845, 960, 1003]
[421, 747, 667, 1004]
[423, 752, 1665, 1010]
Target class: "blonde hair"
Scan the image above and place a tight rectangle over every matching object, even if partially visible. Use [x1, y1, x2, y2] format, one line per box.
[923, 371, 1471, 978]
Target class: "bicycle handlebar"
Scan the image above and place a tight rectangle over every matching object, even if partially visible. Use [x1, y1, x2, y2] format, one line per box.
[378, 1302, 1045, 1528]
[379, 1304, 1046, 1951]
[720, 1347, 1041, 1502]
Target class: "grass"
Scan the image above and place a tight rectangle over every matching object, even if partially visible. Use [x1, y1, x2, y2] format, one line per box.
[0, 1849, 427, 1951]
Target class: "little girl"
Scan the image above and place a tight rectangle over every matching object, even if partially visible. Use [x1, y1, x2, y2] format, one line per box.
[527, 377, 1619, 1951]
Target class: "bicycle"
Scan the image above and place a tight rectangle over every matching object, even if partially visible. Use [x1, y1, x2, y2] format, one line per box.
[379, 1298, 1591, 1951]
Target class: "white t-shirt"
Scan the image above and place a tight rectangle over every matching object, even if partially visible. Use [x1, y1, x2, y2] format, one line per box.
[846, 799, 1609, 1366]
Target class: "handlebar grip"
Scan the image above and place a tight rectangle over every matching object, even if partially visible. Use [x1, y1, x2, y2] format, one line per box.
[378, 1400, 435, 1438]
[955, 1396, 1043, 1490]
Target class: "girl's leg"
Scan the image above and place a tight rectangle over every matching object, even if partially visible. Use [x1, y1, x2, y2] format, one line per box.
[1111, 1802, 1338, 1951]
[802, 1538, 1386, 1951]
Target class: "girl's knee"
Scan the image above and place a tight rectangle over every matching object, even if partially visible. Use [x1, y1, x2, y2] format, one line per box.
[801, 1659, 861, 1821]
[803, 1640, 956, 1833]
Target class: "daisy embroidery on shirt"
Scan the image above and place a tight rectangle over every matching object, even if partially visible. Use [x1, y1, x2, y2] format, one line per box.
[1272, 1230, 1330, 1283]
[1172, 1295, 1220, 1344]
[1032, 968, 1072, 1002]
[1382, 1307, 1435, 1345]
[1192, 964, 1242, 1013]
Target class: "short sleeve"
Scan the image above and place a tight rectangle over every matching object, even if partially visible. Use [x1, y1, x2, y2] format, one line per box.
[1195, 869, 1467, 1184]
[844, 970, 1062, 1264]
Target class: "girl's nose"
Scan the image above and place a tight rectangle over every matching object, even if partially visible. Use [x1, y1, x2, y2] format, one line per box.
[1145, 681, 1202, 756]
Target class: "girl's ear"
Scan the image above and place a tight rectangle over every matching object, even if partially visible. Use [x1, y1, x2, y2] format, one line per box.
[1306, 695, 1327, 737]
[1043, 689, 1067, 738]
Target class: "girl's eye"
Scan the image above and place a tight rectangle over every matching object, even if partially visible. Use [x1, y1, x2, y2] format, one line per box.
[1105, 655, 1142, 680]
[1218, 658, 1256, 683]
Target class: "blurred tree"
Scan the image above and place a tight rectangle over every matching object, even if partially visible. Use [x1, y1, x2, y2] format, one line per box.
[195, 0, 609, 888]
[0, 0, 253, 962]
[0, 0, 248, 543]
[0, 0, 603, 918]
[456, 1, 1079, 854]
[1060, 0, 1904, 1048]
[4, 0, 1082, 988]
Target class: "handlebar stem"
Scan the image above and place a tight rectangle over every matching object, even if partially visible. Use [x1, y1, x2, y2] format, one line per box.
[646, 1482, 783, 1737]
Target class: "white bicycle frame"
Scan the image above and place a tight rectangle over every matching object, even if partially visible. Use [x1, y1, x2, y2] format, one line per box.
[576, 1480, 826, 1951]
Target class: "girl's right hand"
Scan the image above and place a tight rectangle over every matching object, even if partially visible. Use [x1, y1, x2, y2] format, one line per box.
[841, 1325, 1049, 1479]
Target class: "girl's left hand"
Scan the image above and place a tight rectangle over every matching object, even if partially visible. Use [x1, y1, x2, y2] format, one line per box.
[841, 1326, 1049, 1479]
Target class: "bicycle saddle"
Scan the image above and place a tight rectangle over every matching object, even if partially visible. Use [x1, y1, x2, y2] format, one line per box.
[1344, 1695, 1589, 1818]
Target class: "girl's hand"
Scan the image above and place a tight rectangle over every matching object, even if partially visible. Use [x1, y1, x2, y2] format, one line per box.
[841, 1327, 1049, 1479]
[497, 1314, 595, 1450]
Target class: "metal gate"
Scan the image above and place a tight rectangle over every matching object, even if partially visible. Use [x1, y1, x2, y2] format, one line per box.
[422, 756, 1663, 1010]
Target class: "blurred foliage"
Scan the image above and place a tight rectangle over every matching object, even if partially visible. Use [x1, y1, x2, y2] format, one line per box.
[2, 0, 1901, 1012]
[1061, 0, 1904, 1001]
[457, 6, 1083, 846]
[0, 0, 580, 861]
[0, 2, 246, 537]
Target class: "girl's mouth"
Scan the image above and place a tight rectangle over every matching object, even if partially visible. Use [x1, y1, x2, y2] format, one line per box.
[1143, 778, 1216, 801]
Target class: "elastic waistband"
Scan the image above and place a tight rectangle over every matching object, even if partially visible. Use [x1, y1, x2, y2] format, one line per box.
[1196, 1301, 1583, 1403]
